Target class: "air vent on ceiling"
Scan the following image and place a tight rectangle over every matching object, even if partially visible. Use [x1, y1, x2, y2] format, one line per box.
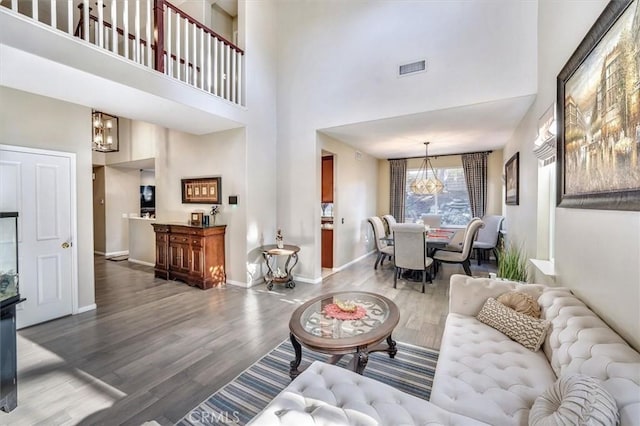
[398, 60, 426, 77]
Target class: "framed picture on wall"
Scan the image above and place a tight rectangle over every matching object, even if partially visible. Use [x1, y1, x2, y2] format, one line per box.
[181, 177, 221, 204]
[505, 152, 519, 206]
[557, 0, 640, 211]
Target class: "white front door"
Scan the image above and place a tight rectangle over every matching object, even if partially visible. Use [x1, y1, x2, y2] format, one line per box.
[0, 147, 74, 329]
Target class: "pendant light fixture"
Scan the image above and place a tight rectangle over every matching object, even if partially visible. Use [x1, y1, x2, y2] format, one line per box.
[410, 142, 444, 195]
[92, 110, 119, 152]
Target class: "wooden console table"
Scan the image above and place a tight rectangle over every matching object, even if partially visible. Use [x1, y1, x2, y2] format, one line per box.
[152, 223, 226, 289]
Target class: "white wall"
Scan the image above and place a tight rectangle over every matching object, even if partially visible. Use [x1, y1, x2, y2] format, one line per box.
[506, 0, 640, 350]
[104, 166, 139, 255]
[275, 1, 535, 281]
[319, 133, 379, 272]
[154, 126, 248, 285]
[0, 86, 95, 309]
[242, 0, 279, 286]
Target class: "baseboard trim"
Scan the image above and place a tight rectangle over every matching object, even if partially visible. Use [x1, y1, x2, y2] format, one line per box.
[128, 258, 155, 267]
[94, 251, 106, 255]
[335, 250, 375, 272]
[77, 303, 97, 314]
[226, 279, 248, 288]
[295, 276, 322, 285]
[105, 250, 129, 257]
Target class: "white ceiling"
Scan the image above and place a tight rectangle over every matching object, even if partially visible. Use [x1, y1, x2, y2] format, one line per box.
[2, 1, 537, 160]
[320, 95, 536, 159]
[278, 0, 538, 160]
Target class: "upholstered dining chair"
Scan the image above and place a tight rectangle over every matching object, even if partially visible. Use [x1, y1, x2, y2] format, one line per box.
[432, 219, 484, 276]
[392, 223, 434, 293]
[367, 216, 394, 269]
[382, 214, 397, 236]
[420, 214, 442, 229]
[440, 217, 482, 253]
[473, 215, 505, 265]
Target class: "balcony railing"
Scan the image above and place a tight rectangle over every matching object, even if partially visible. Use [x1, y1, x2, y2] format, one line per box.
[3, 0, 244, 106]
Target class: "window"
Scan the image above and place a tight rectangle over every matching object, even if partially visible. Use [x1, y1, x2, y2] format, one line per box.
[405, 166, 472, 226]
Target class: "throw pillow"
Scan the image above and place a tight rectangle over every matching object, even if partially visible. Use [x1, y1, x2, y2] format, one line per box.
[476, 298, 550, 351]
[497, 291, 541, 318]
[529, 375, 619, 426]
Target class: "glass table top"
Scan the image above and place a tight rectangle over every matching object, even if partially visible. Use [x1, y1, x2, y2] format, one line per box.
[299, 292, 391, 340]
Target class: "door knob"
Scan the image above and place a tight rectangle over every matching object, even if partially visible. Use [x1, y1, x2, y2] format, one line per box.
[61, 242, 70, 249]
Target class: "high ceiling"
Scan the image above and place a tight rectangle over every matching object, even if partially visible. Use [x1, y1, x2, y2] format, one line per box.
[276, 0, 539, 160]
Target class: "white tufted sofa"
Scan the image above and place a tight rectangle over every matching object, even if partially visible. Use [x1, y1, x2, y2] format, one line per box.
[249, 275, 640, 425]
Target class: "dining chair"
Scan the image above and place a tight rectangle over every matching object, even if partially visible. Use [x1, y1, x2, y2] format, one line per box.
[473, 215, 505, 265]
[432, 219, 484, 276]
[440, 217, 482, 253]
[391, 223, 434, 293]
[367, 217, 394, 269]
[420, 214, 442, 229]
[382, 214, 397, 236]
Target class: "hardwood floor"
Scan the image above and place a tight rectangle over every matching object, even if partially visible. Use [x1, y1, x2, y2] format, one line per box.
[2, 254, 495, 426]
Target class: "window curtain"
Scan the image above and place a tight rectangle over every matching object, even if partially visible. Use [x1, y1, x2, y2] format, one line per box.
[462, 152, 488, 218]
[389, 159, 407, 222]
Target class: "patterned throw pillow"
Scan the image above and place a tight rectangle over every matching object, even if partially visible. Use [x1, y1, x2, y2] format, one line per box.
[529, 375, 619, 426]
[497, 291, 541, 318]
[476, 298, 550, 351]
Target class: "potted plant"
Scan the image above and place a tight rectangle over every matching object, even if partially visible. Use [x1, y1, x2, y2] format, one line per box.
[496, 242, 528, 282]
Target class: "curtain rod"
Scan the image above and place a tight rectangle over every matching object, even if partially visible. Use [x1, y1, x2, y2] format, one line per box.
[387, 149, 493, 161]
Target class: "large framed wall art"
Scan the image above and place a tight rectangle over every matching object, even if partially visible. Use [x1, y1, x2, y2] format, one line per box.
[557, 0, 640, 211]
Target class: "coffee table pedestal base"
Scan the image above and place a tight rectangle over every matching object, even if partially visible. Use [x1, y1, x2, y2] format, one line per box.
[289, 333, 398, 380]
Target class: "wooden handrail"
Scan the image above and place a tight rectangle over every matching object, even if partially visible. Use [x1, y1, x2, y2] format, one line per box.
[164, 0, 244, 54]
[76, 11, 201, 72]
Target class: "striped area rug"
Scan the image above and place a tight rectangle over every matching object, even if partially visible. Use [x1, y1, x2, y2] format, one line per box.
[177, 340, 439, 426]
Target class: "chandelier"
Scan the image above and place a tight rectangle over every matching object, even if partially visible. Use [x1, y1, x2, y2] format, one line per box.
[410, 142, 444, 195]
[92, 110, 119, 152]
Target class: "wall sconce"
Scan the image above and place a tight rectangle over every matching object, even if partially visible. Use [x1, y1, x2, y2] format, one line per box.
[92, 110, 119, 152]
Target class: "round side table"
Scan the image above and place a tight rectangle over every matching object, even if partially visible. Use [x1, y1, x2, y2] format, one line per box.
[261, 244, 300, 290]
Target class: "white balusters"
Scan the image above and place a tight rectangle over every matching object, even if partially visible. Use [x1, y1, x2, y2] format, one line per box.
[97, 0, 104, 48]
[206, 34, 212, 92]
[237, 53, 243, 105]
[231, 48, 237, 103]
[134, 0, 140, 63]
[146, 0, 151, 67]
[224, 44, 231, 99]
[213, 38, 219, 96]
[192, 23, 197, 86]
[7, 0, 244, 106]
[175, 12, 181, 80]
[50, 0, 57, 29]
[123, 0, 129, 59]
[67, 0, 72, 35]
[167, 9, 173, 77]
[111, 0, 118, 55]
[199, 27, 205, 90]
[184, 18, 189, 84]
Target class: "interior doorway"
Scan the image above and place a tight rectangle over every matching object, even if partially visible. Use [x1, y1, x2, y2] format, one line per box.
[321, 152, 335, 278]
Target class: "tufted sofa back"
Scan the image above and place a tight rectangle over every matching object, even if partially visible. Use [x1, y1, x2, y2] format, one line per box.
[538, 288, 640, 425]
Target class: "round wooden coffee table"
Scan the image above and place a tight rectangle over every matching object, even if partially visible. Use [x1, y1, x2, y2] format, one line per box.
[288, 291, 400, 379]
